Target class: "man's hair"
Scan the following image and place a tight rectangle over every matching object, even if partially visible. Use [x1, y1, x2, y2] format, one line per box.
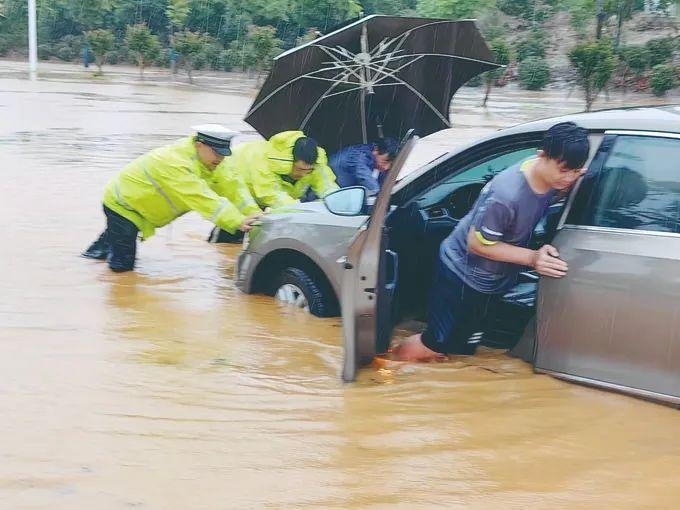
[542, 122, 590, 170]
[292, 137, 319, 165]
[374, 137, 399, 160]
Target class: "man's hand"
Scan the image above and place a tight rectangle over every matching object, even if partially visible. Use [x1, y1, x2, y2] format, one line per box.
[239, 213, 262, 233]
[532, 244, 568, 278]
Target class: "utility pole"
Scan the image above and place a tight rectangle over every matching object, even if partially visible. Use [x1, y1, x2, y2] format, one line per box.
[28, 0, 38, 78]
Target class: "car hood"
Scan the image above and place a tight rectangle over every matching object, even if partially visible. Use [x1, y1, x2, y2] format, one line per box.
[259, 201, 368, 228]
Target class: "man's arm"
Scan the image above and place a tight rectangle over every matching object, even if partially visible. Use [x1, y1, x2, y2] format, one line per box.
[468, 197, 568, 278]
[211, 160, 262, 216]
[467, 229, 568, 278]
[160, 165, 254, 234]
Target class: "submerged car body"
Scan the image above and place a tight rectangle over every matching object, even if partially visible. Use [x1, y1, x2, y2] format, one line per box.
[237, 105, 680, 405]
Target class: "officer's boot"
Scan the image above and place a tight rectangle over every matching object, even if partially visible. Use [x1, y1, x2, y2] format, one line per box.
[82, 231, 110, 260]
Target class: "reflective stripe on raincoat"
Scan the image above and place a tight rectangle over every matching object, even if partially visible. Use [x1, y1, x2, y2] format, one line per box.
[102, 137, 247, 239]
[221, 131, 339, 210]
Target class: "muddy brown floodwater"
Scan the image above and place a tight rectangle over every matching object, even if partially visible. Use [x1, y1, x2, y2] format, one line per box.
[1, 61, 679, 509]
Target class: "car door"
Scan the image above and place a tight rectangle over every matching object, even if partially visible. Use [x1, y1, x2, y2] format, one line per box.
[535, 131, 680, 405]
[341, 137, 417, 382]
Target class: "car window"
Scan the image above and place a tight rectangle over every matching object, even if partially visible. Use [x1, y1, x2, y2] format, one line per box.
[417, 147, 538, 206]
[570, 135, 680, 233]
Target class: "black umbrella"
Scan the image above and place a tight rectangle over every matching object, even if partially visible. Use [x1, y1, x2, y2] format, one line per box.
[244, 15, 500, 153]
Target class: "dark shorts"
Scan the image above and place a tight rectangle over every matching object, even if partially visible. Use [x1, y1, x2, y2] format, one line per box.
[421, 259, 498, 355]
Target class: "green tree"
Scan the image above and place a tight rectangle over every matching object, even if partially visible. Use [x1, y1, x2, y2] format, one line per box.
[125, 24, 161, 78]
[610, 0, 634, 48]
[518, 56, 551, 89]
[292, 0, 362, 32]
[361, 0, 416, 14]
[166, 0, 190, 73]
[497, 0, 554, 25]
[482, 39, 511, 106]
[416, 0, 495, 18]
[114, 0, 170, 41]
[568, 39, 617, 111]
[85, 29, 115, 75]
[228, 25, 282, 77]
[166, 0, 190, 30]
[566, 0, 643, 40]
[174, 30, 211, 83]
[650, 64, 677, 96]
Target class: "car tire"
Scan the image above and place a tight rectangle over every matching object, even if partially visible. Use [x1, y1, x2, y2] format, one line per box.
[273, 267, 334, 318]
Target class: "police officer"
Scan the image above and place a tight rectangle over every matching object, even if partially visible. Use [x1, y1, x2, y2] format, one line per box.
[208, 130, 338, 243]
[82, 124, 260, 272]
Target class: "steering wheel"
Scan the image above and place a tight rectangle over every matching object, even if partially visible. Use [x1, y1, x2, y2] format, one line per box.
[446, 182, 485, 219]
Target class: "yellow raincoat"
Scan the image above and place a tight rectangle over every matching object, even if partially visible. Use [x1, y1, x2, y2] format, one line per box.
[103, 137, 251, 239]
[220, 131, 339, 210]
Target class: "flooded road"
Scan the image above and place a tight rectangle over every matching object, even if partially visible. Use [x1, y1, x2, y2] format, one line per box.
[1, 61, 679, 509]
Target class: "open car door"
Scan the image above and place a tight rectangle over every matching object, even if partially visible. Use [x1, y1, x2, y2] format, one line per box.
[340, 136, 417, 382]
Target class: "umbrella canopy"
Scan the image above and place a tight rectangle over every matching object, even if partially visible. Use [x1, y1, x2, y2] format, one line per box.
[244, 16, 501, 153]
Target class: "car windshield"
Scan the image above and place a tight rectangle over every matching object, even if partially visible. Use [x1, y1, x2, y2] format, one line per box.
[395, 128, 498, 182]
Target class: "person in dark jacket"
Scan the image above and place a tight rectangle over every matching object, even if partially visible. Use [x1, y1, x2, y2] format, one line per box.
[329, 138, 398, 195]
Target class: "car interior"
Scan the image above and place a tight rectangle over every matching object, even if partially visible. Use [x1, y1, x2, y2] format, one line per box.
[378, 142, 566, 352]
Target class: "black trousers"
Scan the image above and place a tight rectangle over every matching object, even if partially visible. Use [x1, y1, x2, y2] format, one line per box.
[84, 205, 139, 272]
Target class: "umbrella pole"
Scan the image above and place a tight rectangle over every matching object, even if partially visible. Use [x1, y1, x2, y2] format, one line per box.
[360, 24, 373, 94]
[360, 90, 367, 144]
[360, 22, 371, 144]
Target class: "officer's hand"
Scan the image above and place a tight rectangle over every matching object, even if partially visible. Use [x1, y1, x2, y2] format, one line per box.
[239, 213, 262, 233]
[532, 244, 568, 278]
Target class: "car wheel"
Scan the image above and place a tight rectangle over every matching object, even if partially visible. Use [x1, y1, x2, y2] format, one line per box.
[273, 267, 333, 317]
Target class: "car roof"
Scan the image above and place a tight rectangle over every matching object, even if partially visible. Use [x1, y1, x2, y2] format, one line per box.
[499, 104, 680, 136]
[395, 105, 680, 191]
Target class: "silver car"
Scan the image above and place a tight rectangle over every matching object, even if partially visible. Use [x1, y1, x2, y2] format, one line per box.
[237, 105, 680, 404]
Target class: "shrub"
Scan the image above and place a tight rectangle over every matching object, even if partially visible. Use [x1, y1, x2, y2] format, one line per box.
[645, 37, 674, 67]
[619, 45, 650, 77]
[516, 31, 546, 62]
[56, 45, 75, 61]
[54, 35, 84, 62]
[650, 64, 677, 96]
[38, 44, 52, 60]
[216, 50, 233, 72]
[154, 49, 170, 68]
[199, 41, 223, 70]
[519, 57, 551, 90]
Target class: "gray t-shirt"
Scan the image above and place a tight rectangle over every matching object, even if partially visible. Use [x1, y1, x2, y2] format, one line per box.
[441, 159, 555, 294]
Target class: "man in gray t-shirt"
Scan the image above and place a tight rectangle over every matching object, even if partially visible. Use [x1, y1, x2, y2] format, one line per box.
[395, 122, 591, 361]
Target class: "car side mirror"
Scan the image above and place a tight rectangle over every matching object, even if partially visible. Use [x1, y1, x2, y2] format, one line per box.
[323, 186, 367, 216]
